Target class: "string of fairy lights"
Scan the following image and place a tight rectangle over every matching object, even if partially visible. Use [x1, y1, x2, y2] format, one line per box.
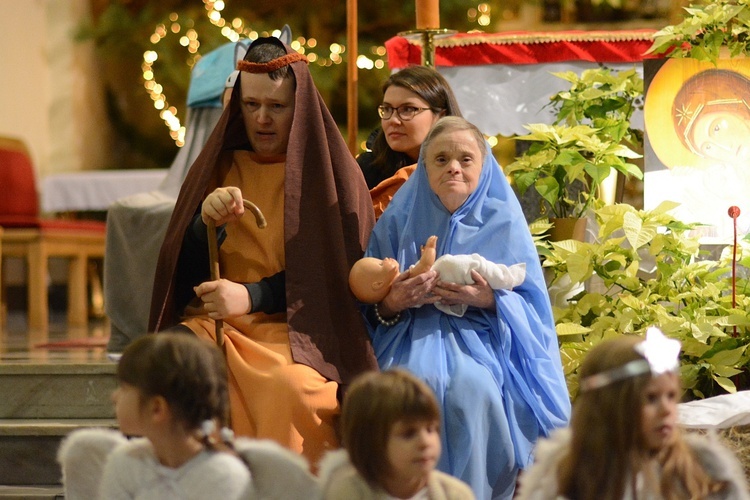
[142, 0, 493, 146]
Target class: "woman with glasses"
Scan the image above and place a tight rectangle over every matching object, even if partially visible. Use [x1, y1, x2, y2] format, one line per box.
[358, 66, 462, 218]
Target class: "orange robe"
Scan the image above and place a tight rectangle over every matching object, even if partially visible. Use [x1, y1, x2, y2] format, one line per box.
[370, 164, 416, 219]
[183, 151, 339, 466]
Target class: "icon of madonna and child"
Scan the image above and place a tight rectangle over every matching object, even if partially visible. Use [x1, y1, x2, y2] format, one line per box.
[644, 57, 750, 242]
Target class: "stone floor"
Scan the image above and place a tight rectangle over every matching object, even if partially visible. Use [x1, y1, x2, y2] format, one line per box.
[0, 309, 112, 499]
[0, 310, 110, 365]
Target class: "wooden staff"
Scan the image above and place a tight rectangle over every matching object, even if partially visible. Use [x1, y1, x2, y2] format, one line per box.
[206, 199, 267, 350]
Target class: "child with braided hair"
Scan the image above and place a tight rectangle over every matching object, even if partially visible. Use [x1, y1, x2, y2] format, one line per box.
[60, 333, 252, 500]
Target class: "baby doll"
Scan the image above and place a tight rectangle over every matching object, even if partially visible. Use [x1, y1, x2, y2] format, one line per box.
[318, 369, 475, 499]
[349, 235, 526, 316]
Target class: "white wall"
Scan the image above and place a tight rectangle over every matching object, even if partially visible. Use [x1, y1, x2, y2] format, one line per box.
[0, 0, 111, 177]
[0, 0, 49, 174]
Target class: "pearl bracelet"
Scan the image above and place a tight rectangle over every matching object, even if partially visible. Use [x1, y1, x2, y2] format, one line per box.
[374, 303, 401, 327]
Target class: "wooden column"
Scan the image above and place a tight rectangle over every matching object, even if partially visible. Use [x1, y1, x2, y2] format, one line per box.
[346, 0, 358, 155]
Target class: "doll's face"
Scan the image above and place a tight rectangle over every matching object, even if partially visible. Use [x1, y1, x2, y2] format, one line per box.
[378, 258, 400, 281]
[361, 257, 398, 287]
[349, 257, 400, 303]
[640, 373, 679, 452]
[385, 418, 440, 490]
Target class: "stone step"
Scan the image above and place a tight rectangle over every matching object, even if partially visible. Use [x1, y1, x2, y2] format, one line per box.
[0, 418, 118, 486]
[0, 363, 116, 419]
[0, 485, 64, 499]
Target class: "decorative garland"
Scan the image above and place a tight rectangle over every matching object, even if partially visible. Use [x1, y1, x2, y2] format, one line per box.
[237, 53, 309, 73]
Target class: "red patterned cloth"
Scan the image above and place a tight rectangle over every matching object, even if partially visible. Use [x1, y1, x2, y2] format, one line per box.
[386, 29, 657, 69]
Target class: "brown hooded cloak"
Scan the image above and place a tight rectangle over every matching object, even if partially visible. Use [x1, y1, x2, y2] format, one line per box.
[148, 37, 377, 386]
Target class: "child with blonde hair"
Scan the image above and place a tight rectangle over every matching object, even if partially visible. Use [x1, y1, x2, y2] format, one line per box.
[319, 368, 474, 499]
[517, 328, 750, 500]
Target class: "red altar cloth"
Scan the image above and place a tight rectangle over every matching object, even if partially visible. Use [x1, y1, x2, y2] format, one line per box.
[385, 30, 657, 69]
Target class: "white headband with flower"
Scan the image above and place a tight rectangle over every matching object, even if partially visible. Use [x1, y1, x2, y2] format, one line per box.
[580, 327, 681, 392]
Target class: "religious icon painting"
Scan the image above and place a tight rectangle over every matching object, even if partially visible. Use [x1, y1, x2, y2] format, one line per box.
[643, 57, 750, 242]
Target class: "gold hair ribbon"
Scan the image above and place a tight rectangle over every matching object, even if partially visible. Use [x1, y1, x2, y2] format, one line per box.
[237, 53, 308, 74]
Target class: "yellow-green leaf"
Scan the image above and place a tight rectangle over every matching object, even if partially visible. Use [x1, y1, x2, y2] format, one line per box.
[556, 323, 591, 336]
[712, 375, 737, 394]
[713, 365, 743, 378]
[705, 345, 746, 366]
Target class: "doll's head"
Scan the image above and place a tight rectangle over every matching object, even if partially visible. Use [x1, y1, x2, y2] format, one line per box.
[349, 257, 400, 303]
[341, 369, 441, 493]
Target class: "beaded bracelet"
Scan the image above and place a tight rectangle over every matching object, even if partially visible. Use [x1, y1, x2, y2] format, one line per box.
[374, 303, 401, 327]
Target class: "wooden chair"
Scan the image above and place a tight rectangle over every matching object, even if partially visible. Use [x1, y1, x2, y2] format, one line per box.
[0, 136, 106, 330]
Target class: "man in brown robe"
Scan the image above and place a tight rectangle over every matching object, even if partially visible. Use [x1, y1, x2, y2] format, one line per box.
[148, 37, 377, 466]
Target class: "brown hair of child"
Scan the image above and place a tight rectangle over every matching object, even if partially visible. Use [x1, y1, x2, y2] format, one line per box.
[341, 368, 440, 488]
[116, 332, 230, 433]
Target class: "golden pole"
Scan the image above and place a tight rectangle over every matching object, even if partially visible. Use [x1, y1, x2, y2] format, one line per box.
[399, 28, 454, 67]
[346, 0, 358, 155]
[400, 0, 454, 67]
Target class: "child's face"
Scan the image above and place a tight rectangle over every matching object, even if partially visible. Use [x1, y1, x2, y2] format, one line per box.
[111, 382, 147, 436]
[640, 373, 679, 452]
[386, 418, 441, 483]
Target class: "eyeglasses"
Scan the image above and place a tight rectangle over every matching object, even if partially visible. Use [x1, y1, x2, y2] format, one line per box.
[378, 104, 434, 121]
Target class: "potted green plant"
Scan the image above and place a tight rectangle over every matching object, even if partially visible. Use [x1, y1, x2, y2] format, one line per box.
[647, 0, 750, 62]
[541, 201, 750, 399]
[505, 67, 644, 240]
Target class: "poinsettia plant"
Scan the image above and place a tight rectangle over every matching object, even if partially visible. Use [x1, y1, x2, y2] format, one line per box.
[505, 68, 644, 219]
[646, 0, 750, 62]
[540, 202, 750, 399]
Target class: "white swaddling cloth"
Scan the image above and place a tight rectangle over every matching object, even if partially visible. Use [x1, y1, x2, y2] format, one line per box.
[432, 254, 526, 317]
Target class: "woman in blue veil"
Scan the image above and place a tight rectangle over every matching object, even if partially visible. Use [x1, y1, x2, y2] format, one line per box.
[364, 117, 570, 500]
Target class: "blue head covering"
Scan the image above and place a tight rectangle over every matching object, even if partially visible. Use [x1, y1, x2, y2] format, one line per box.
[186, 40, 250, 108]
[366, 130, 570, 474]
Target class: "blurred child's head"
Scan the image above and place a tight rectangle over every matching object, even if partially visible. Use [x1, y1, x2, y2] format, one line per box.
[341, 369, 441, 489]
[114, 333, 229, 434]
[558, 329, 682, 499]
[573, 328, 681, 456]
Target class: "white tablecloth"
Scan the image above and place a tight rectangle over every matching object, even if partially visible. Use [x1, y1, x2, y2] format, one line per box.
[41, 169, 168, 212]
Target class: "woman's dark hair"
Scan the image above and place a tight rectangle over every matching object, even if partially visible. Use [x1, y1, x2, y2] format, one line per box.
[117, 332, 230, 431]
[368, 66, 462, 181]
[341, 368, 440, 488]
